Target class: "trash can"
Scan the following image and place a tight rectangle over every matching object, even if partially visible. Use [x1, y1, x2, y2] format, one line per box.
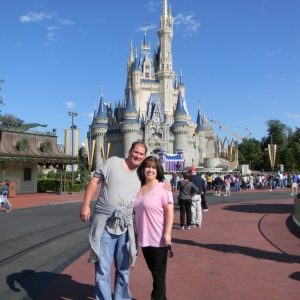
[7, 181, 17, 198]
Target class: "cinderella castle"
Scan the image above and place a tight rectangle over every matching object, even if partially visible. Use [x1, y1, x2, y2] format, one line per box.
[87, 0, 238, 172]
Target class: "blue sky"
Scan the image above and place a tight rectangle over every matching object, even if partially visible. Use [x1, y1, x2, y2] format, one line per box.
[1, 0, 300, 145]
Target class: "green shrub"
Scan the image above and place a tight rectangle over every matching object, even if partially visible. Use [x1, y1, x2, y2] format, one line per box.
[37, 179, 60, 192]
[47, 171, 55, 179]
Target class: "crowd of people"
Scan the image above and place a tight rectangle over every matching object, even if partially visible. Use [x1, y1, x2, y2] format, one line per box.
[171, 171, 299, 197]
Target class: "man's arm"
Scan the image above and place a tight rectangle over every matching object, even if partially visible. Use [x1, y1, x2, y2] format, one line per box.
[201, 179, 206, 194]
[79, 176, 103, 222]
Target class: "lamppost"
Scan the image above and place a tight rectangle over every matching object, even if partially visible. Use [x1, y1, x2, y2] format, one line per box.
[68, 111, 78, 188]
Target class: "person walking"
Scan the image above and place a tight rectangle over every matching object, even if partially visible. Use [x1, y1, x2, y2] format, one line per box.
[79, 142, 147, 300]
[224, 176, 231, 197]
[214, 175, 223, 196]
[0, 181, 11, 212]
[177, 172, 198, 230]
[189, 167, 205, 227]
[135, 156, 174, 300]
[291, 172, 298, 195]
[206, 173, 213, 191]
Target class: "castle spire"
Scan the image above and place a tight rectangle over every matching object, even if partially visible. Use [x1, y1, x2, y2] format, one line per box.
[162, 0, 168, 20]
[174, 91, 187, 115]
[143, 23, 147, 46]
[179, 69, 184, 85]
[129, 36, 134, 63]
[123, 88, 137, 112]
[195, 101, 204, 131]
[96, 85, 108, 119]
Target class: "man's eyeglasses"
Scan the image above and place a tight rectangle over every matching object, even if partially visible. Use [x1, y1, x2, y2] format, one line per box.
[167, 245, 173, 258]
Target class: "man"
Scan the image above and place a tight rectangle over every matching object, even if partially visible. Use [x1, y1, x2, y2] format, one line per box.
[189, 167, 206, 228]
[291, 172, 298, 196]
[214, 174, 223, 196]
[80, 141, 147, 300]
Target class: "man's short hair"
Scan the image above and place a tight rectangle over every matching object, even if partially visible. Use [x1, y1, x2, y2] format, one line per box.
[129, 141, 147, 154]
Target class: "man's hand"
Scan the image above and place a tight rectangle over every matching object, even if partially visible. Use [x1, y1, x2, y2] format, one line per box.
[80, 205, 90, 222]
[163, 181, 172, 191]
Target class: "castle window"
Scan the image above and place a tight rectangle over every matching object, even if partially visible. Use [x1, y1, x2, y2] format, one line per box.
[145, 73, 149, 78]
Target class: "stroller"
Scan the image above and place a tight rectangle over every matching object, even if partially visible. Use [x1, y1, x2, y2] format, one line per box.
[0, 194, 12, 212]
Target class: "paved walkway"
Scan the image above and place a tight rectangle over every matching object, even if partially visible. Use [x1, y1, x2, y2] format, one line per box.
[2, 190, 300, 300]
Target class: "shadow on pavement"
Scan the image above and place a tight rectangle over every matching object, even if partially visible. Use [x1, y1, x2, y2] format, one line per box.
[289, 271, 300, 281]
[223, 203, 294, 214]
[172, 238, 300, 264]
[6, 270, 94, 300]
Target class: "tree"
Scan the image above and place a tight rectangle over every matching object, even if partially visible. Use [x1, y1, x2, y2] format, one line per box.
[0, 113, 24, 129]
[238, 138, 264, 170]
[265, 119, 292, 147]
[0, 79, 4, 107]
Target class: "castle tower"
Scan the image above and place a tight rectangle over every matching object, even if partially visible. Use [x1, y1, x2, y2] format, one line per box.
[121, 89, 140, 157]
[171, 91, 189, 155]
[157, 0, 175, 118]
[195, 103, 205, 164]
[91, 93, 108, 170]
[131, 49, 141, 109]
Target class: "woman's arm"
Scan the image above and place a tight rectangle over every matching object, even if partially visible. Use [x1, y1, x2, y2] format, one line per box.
[164, 203, 174, 245]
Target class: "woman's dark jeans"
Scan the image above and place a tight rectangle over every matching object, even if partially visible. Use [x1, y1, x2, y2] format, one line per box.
[178, 198, 192, 227]
[142, 246, 168, 300]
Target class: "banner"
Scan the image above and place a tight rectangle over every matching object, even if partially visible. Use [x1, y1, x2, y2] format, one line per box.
[268, 144, 277, 171]
[85, 139, 95, 169]
[101, 142, 111, 161]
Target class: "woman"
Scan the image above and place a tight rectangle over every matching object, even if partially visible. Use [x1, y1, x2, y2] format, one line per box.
[177, 172, 198, 230]
[135, 156, 174, 300]
[224, 176, 231, 197]
[206, 172, 213, 191]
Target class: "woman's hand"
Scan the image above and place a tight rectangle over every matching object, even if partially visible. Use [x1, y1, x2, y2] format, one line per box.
[164, 232, 171, 245]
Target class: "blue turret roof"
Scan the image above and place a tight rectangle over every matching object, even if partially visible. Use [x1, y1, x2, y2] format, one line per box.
[195, 106, 204, 131]
[123, 89, 137, 112]
[173, 74, 178, 89]
[174, 92, 187, 115]
[179, 70, 184, 86]
[134, 56, 139, 70]
[96, 96, 108, 120]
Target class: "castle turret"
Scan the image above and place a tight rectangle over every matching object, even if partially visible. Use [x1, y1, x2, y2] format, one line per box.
[131, 49, 141, 108]
[90, 95, 108, 169]
[157, 0, 175, 118]
[121, 89, 140, 157]
[195, 103, 205, 164]
[91, 93, 108, 169]
[171, 91, 189, 154]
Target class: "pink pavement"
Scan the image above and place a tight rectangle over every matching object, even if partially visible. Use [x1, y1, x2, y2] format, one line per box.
[2, 190, 300, 299]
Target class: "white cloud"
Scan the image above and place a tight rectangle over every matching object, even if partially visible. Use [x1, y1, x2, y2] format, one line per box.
[47, 26, 60, 31]
[173, 13, 200, 35]
[20, 10, 74, 44]
[88, 112, 94, 119]
[261, 49, 281, 56]
[148, 1, 158, 13]
[59, 19, 75, 26]
[65, 102, 76, 108]
[136, 23, 157, 32]
[46, 32, 58, 42]
[20, 12, 55, 23]
[286, 113, 300, 122]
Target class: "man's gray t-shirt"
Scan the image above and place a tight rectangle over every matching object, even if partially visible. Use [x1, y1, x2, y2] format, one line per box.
[93, 156, 141, 235]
